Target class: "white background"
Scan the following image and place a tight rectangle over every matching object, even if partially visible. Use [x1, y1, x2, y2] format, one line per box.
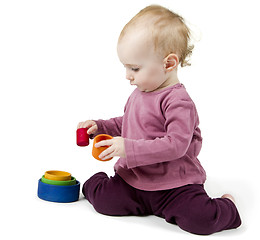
[0, 0, 259, 239]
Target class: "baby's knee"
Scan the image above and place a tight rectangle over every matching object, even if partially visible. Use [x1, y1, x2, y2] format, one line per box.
[82, 172, 138, 216]
[82, 174, 117, 215]
[82, 172, 108, 203]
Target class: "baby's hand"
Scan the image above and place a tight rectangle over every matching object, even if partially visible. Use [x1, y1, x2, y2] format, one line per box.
[77, 120, 98, 135]
[95, 137, 126, 161]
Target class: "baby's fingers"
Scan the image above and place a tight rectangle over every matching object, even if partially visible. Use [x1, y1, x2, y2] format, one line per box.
[95, 139, 113, 148]
[99, 146, 115, 160]
[77, 122, 85, 129]
[77, 120, 96, 130]
[87, 125, 98, 135]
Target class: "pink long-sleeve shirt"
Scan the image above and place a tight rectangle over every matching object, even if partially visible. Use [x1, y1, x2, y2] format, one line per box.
[95, 83, 206, 191]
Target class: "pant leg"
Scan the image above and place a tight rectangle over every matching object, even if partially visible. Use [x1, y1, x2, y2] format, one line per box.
[152, 184, 241, 235]
[82, 172, 147, 216]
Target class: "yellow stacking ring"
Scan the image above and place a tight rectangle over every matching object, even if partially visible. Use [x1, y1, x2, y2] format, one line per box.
[44, 170, 71, 181]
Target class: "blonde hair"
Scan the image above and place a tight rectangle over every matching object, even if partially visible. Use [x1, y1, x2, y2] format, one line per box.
[119, 5, 194, 67]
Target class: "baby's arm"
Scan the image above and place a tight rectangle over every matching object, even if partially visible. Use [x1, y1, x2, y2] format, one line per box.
[77, 116, 123, 138]
[122, 99, 199, 168]
[95, 99, 198, 163]
[95, 117, 123, 137]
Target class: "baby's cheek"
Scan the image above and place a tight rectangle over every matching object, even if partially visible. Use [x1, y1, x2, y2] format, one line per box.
[137, 73, 149, 86]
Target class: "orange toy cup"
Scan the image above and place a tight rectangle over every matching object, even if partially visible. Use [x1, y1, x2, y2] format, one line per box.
[92, 134, 113, 161]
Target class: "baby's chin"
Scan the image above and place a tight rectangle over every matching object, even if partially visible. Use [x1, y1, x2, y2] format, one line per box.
[135, 85, 151, 92]
[140, 88, 153, 92]
[138, 87, 148, 92]
[133, 83, 156, 92]
[139, 86, 159, 93]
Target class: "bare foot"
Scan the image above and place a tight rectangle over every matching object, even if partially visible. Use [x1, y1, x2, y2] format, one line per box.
[221, 194, 235, 204]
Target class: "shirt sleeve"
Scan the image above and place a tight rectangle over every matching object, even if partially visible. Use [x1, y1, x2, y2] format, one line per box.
[93, 117, 123, 137]
[124, 99, 197, 168]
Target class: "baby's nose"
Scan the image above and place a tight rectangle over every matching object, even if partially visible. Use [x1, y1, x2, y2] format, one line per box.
[126, 75, 134, 81]
[126, 72, 133, 81]
[125, 69, 133, 80]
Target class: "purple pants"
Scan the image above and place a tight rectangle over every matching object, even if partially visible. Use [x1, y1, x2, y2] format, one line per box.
[82, 172, 241, 235]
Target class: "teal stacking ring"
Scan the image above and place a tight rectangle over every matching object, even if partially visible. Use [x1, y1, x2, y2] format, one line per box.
[37, 179, 80, 203]
[41, 175, 77, 186]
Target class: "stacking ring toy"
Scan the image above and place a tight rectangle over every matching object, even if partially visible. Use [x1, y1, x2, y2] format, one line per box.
[37, 179, 80, 203]
[41, 176, 77, 186]
[44, 170, 71, 181]
[92, 134, 113, 161]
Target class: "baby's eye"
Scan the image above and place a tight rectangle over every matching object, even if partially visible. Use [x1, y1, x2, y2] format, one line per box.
[131, 68, 140, 72]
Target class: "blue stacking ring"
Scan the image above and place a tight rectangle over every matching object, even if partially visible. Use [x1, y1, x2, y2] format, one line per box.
[37, 179, 80, 203]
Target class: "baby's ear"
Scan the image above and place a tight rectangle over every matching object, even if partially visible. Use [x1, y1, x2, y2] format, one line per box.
[163, 54, 179, 72]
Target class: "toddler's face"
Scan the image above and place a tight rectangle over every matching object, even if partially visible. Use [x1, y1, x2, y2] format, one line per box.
[117, 31, 166, 92]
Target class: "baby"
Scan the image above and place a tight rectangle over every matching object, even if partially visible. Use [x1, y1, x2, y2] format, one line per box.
[77, 5, 241, 235]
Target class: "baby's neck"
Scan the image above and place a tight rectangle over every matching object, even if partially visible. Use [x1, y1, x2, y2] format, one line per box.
[155, 70, 179, 92]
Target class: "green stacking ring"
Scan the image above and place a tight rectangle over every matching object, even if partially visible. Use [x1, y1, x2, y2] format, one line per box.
[41, 175, 77, 186]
